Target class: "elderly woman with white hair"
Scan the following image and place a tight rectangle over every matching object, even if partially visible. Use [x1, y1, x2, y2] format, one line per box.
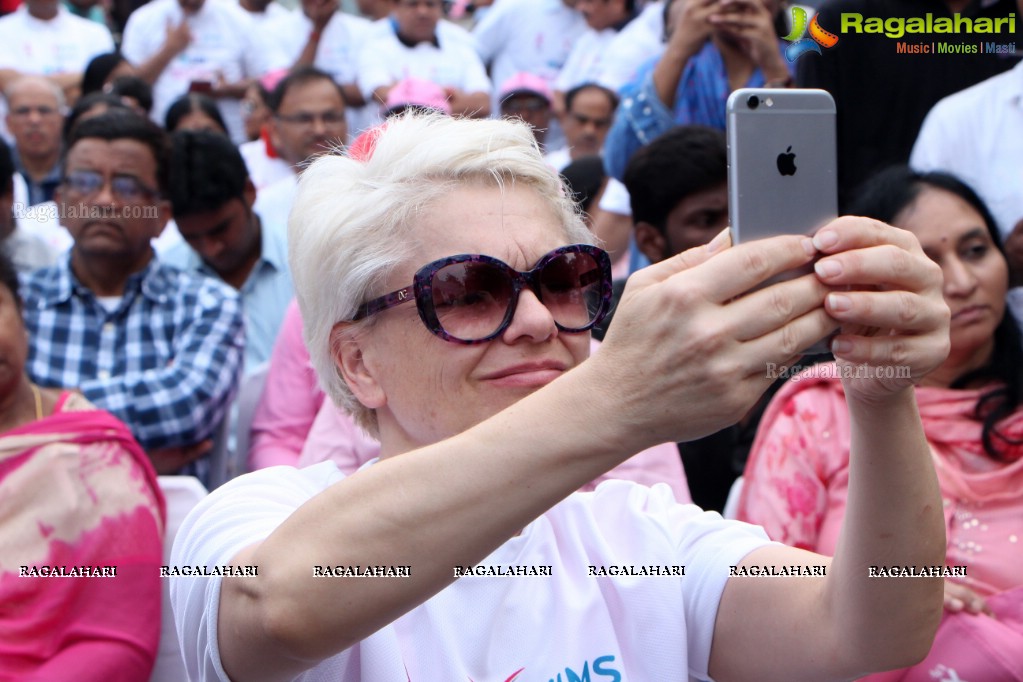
[171, 113, 951, 681]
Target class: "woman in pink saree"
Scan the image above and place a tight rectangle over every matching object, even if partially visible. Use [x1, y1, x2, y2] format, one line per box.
[0, 248, 165, 680]
[738, 167, 1023, 681]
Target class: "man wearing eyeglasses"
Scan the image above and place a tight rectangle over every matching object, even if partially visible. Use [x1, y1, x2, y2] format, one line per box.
[254, 66, 348, 233]
[4, 77, 65, 208]
[498, 72, 554, 149]
[19, 110, 245, 483]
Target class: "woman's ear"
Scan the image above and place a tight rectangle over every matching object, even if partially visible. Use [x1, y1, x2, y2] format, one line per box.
[331, 323, 387, 410]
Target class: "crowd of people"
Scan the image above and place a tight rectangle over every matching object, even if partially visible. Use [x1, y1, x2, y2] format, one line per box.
[1, 0, 1021, 678]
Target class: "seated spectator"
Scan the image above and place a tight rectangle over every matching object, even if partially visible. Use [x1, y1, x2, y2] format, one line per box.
[0, 248, 164, 678]
[544, 82, 616, 171]
[165, 129, 293, 370]
[238, 70, 293, 191]
[5, 76, 65, 207]
[255, 67, 348, 230]
[356, 0, 491, 120]
[171, 112, 951, 682]
[604, 0, 791, 181]
[164, 92, 229, 135]
[738, 166, 1023, 680]
[553, 0, 636, 109]
[498, 72, 553, 148]
[20, 110, 245, 482]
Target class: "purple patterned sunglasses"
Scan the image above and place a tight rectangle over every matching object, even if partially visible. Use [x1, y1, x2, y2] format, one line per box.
[352, 244, 613, 344]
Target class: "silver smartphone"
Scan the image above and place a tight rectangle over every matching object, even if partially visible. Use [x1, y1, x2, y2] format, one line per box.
[726, 87, 838, 355]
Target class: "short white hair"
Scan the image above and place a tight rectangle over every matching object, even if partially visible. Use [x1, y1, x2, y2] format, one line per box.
[289, 112, 595, 431]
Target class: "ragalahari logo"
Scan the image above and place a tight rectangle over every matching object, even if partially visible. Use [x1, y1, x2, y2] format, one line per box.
[783, 7, 840, 61]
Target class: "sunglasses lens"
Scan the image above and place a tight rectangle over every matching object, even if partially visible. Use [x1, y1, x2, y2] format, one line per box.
[539, 250, 605, 331]
[430, 261, 515, 341]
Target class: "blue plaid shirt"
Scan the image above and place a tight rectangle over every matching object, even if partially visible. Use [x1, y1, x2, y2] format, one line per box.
[21, 256, 245, 459]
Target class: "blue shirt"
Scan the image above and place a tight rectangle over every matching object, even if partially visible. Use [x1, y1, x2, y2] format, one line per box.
[21, 255, 245, 457]
[604, 41, 791, 181]
[162, 215, 293, 371]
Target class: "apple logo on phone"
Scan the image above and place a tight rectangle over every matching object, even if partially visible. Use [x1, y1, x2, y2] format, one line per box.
[776, 146, 797, 176]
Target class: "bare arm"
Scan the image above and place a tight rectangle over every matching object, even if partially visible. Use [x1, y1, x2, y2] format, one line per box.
[133, 20, 191, 85]
[217, 231, 840, 681]
[710, 217, 950, 679]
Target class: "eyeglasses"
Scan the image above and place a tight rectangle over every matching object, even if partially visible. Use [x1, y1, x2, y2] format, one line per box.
[502, 99, 549, 114]
[275, 110, 346, 127]
[353, 244, 612, 344]
[61, 169, 160, 202]
[10, 105, 61, 118]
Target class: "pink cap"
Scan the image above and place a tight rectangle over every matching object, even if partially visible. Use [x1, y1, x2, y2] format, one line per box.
[259, 68, 288, 93]
[498, 72, 553, 104]
[384, 78, 452, 116]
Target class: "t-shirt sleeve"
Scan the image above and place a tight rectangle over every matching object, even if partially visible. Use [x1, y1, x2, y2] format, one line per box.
[169, 463, 347, 682]
[584, 481, 774, 681]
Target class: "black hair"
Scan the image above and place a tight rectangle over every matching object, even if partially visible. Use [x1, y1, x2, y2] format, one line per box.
[168, 129, 249, 218]
[267, 66, 346, 113]
[560, 155, 606, 215]
[849, 165, 1023, 461]
[164, 93, 229, 134]
[623, 125, 726, 231]
[0, 136, 13, 197]
[82, 52, 126, 96]
[564, 82, 618, 114]
[0, 245, 19, 309]
[62, 92, 131, 145]
[66, 110, 172, 194]
[109, 75, 154, 115]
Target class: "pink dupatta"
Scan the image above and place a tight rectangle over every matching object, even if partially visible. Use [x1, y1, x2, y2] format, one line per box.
[0, 393, 165, 681]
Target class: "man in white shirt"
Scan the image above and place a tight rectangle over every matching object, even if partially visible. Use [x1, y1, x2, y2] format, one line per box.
[0, 0, 113, 137]
[472, 0, 587, 116]
[122, 0, 281, 143]
[552, 0, 634, 112]
[254, 67, 348, 230]
[267, 0, 374, 137]
[356, 0, 491, 119]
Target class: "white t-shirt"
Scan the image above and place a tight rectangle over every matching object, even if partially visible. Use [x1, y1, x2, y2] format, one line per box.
[0, 5, 114, 75]
[910, 59, 1023, 240]
[252, 173, 298, 234]
[356, 21, 492, 110]
[0, 5, 114, 140]
[122, 0, 281, 144]
[472, 0, 587, 112]
[170, 462, 771, 681]
[596, 2, 665, 91]
[265, 10, 375, 137]
[554, 26, 617, 93]
[237, 0, 292, 29]
[239, 139, 295, 191]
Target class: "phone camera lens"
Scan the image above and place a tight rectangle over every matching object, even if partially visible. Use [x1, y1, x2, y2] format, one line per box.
[747, 95, 760, 110]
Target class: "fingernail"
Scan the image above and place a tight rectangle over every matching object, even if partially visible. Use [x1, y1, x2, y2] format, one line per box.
[831, 338, 852, 354]
[827, 293, 851, 311]
[707, 228, 730, 253]
[815, 259, 842, 278]
[813, 230, 838, 250]
[801, 237, 816, 257]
